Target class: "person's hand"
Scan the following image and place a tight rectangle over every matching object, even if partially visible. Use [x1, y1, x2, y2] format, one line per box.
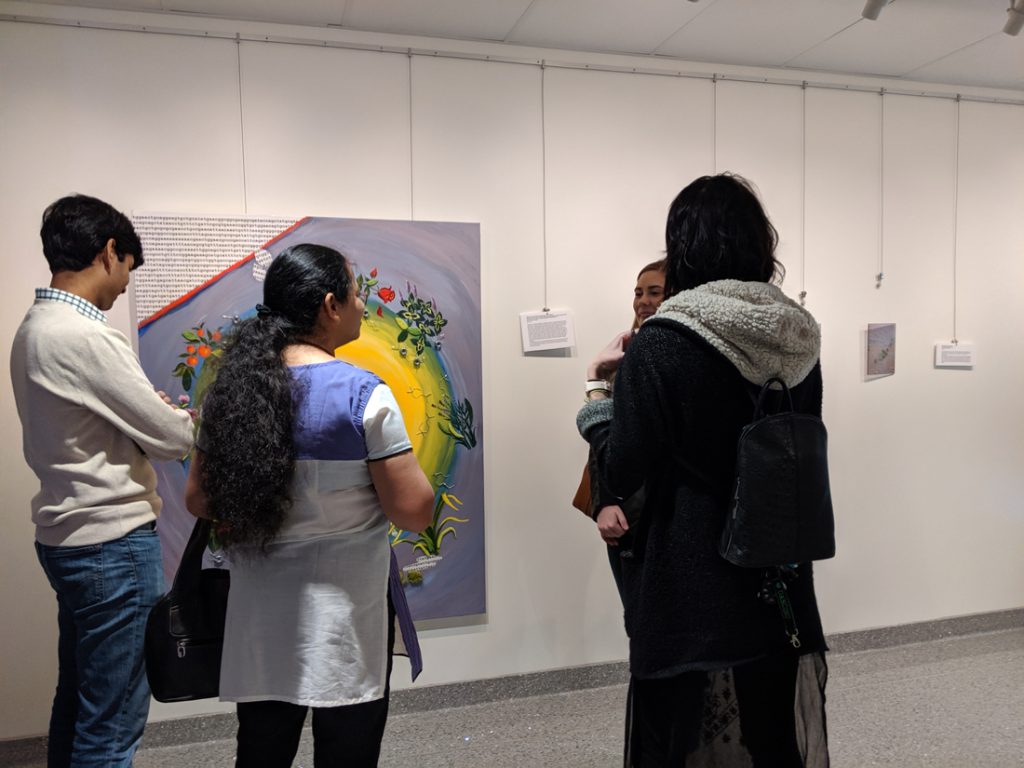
[156, 390, 173, 407]
[587, 330, 632, 380]
[596, 505, 629, 546]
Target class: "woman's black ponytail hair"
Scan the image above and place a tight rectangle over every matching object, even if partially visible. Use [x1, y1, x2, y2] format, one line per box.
[198, 243, 353, 551]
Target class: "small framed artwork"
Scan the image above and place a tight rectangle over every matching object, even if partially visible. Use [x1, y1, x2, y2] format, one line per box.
[866, 323, 896, 377]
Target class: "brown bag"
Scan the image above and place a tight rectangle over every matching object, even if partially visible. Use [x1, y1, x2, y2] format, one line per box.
[572, 463, 593, 516]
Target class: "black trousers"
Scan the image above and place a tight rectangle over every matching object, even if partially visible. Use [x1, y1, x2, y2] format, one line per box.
[630, 652, 803, 768]
[235, 594, 396, 768]
[236, 695, 390, 768]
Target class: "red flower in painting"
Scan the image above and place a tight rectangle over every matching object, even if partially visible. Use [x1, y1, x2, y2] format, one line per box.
[378, 286, 396, 303]
[369, 268, 378, 278]
[376, 306, 384, 317]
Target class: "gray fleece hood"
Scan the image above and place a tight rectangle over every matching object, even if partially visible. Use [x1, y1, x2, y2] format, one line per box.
[652, 279, 820, 387]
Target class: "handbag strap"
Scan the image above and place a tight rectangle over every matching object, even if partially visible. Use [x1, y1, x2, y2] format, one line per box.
[171, 518, 213, 595]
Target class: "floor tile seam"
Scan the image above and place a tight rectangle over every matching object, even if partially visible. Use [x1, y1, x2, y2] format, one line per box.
[391, 681, 629, 717]
[827, 664, 1024, 693]
[380, 732, 612, 756]
[826, 626, 1024, 659]
[829, 648, 1024, 679]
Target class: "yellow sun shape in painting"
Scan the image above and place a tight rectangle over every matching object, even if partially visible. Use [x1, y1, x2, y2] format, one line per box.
[335, 309, 455, 488]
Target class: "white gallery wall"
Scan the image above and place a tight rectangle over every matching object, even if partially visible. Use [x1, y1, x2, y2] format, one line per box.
[2, 3, 1023, 741]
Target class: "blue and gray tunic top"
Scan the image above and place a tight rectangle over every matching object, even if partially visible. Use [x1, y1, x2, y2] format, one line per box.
[219, 359, 414, 706]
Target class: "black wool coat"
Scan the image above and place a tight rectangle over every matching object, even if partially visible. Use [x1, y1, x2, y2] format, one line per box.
[580, 319, 827, 679]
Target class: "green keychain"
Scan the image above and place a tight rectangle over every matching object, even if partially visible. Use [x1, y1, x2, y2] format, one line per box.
[759, 567, 801, 649]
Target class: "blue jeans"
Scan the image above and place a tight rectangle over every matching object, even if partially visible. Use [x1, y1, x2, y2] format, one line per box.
[35, 523, 164, 768]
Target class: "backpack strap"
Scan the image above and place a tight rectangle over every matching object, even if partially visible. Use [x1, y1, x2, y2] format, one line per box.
[752, 376, 794, 419]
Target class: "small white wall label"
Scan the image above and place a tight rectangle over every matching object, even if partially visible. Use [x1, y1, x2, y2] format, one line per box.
[520, 309, 576, 352]
[934, 343, 974, 369]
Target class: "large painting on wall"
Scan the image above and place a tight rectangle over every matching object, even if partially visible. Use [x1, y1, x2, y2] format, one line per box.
[132, 214, 485, 621]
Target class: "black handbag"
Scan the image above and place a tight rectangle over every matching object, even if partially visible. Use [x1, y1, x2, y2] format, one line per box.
[719, 377, 835, 568]
[145, 518, 230, 702]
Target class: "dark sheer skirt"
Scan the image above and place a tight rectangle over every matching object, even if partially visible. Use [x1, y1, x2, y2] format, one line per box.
[625, 651, 829, 767]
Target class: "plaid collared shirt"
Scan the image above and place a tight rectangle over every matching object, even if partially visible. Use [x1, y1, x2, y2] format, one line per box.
[35, 287, 108, 323]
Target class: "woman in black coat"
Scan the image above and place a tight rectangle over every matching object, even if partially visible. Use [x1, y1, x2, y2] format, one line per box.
[577, 174, 830, 767]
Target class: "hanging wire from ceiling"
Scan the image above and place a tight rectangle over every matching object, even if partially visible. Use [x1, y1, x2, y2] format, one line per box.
[540, 61, 550, 313]
[712, 74, 718, 174]
[951, 95, 962, 344]
[799, 81, 808, 307]
[408, 50, 415, 221]
[235, 33, 248, 215]
[876, 89, 885, 289]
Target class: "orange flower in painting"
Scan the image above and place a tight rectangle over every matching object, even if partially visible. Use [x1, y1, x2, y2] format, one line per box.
[186, 344, 196, 354]
[196, 328, 205, 338]
[198, 345, 212, 358]
[378, 286, 396, 303]
[186, 356, 198, 367]
[212, 330, 222, 342]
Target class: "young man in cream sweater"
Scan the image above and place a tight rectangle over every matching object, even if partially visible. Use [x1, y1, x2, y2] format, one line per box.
[10, 195, 195, 768]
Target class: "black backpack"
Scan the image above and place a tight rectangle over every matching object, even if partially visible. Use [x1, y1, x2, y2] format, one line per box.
[719, 377, 836, 568]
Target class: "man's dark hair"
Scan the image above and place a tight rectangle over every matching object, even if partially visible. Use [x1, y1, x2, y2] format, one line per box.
[40, 195, 143, 274]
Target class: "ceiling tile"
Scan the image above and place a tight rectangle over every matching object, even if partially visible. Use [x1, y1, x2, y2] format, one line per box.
[504, 0, 706, 55]
[906, 34, 1024, 92]
[655, 0, 860, 68]
[788, 0, 1011, 77]
[342, 0, 533, 41]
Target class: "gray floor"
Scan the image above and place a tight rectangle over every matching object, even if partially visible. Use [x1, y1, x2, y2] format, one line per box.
[11, 628, 1024, 767]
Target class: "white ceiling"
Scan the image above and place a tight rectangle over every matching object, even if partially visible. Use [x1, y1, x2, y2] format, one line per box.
[19, 0, 1024, 91]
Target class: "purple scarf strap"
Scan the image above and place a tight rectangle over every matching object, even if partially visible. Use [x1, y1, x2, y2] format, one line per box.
[389, 549, 423, 680]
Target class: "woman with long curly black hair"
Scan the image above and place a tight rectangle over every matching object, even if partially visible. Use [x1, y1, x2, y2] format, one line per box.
[578, 175, 829, 766]
[185, 243, 433, 768]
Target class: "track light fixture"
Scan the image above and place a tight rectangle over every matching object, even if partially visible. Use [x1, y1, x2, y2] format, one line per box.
[861, 0, 889, 21]
[862, 1, 1021, 33]
[1005, 0, 1024, 36]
